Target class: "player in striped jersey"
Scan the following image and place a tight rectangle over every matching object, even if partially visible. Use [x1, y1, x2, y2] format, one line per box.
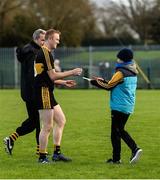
[34, 29, 82, 163]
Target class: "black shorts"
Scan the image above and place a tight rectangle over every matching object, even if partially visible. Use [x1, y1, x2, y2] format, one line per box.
[35, 86, 58, 110]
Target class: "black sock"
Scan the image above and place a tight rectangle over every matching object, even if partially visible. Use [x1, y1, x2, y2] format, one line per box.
[39, 153, 47, 159]
[54, 145, 61, 154]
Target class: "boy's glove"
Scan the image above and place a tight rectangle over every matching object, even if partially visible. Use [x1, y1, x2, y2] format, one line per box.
[90, 77, 109, 90]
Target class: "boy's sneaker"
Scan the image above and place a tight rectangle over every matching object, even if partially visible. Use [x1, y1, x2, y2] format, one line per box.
[52, 153, 72, 162]
[3, 137, 14, 155]
[38, 157, 49, 164]
[130, 148, 142, 164]
[106, 158, 121, 164]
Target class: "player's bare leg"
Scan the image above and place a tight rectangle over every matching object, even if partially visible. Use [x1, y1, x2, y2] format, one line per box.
[52, 104, 71, 162]
[53, 105, 65, 145]
[39, 109, 53, 163]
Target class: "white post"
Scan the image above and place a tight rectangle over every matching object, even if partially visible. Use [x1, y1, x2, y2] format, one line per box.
[89, 46, 93, 88]
[14, 47, 18, 88]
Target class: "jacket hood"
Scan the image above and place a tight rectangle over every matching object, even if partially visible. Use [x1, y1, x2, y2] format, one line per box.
[16, 41, 40, 63]
[116, 61, 138, 75]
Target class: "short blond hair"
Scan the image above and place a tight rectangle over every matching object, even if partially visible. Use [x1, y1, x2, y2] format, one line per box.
[45, 29, 61, 40]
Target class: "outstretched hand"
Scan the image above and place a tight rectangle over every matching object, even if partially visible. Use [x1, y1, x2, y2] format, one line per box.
[72, 68, 83, 76]
[64, 80, 77, 88]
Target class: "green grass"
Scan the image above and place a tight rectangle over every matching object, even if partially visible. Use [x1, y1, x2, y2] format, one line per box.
[63, 50, 160, 63]
[0, 89, 160, 179]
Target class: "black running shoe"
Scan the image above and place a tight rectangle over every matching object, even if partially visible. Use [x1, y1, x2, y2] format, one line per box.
[106, 158, 121, 164]
[38, 157, 49, 164]
[52, 153, 72, 162]
[3, 137, 14, 155]
[130, 148, 142, 164]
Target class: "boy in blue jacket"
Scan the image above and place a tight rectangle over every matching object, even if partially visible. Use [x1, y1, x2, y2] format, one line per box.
[90, 48, 142, 164]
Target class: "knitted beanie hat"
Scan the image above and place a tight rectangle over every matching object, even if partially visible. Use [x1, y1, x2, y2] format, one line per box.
[117, 48, 133, 62]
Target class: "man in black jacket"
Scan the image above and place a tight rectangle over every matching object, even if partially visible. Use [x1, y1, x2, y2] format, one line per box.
[4, 29, 46, 155]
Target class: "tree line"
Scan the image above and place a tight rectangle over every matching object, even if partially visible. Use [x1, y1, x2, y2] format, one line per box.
[0, 0, 160, 47]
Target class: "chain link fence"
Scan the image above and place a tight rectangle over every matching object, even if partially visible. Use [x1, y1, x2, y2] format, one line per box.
[0, 45, 160, 89]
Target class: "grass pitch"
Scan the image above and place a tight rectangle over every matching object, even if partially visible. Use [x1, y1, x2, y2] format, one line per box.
[0, 89, 160, 179]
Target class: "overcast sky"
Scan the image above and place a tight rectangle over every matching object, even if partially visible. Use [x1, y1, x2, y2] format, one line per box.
[90, 0, 128, 6]
[90, 0, 106, 6]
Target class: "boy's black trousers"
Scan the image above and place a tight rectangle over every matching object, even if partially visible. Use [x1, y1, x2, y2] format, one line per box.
[111, 110, 137, 161]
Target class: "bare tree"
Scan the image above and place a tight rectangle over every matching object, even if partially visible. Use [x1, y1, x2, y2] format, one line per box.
[148, 0, 160, 43]
[98, 0, 156, 44]
[27, 0, 97, 46]
[0, 0, 26, 33]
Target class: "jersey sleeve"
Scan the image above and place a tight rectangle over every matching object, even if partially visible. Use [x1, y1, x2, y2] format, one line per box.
[91, 71, 124, 90]
[41, 47, 55, 71]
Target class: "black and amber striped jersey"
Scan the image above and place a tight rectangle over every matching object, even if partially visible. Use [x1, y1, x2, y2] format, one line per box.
[34, 45, 55, 90]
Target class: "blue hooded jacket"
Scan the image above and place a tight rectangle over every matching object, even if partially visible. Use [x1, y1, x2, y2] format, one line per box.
[110, 61, 138, 114]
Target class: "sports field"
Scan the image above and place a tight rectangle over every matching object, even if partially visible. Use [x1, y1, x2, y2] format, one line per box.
[0, 89, 160, 179]
[63, 50, 160, 62]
